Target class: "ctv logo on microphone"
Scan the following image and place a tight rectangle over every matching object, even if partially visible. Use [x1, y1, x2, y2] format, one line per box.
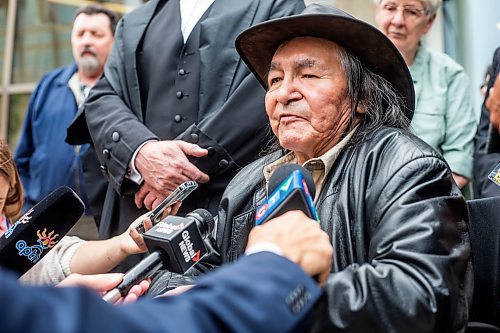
[179, 230, 201, 263]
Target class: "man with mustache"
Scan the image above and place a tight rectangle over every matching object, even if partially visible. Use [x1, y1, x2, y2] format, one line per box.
[14, 5, 119, 221]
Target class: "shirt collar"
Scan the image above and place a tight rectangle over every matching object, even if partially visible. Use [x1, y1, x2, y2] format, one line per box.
[263, 127, 357, 200]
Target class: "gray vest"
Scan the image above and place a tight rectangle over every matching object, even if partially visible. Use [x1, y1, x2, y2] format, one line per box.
[137, 0, 207, 139]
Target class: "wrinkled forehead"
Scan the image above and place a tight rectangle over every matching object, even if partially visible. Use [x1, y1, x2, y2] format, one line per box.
[269, 37, 343, 70]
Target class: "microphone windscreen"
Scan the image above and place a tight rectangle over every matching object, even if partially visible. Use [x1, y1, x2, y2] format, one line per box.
[268, 164, 316, 198]
[0, 186, 85, 276]
[188, 208, 215, 237]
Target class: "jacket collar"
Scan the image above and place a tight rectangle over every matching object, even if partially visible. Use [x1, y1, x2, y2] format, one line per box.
[56, 63, 78, 86]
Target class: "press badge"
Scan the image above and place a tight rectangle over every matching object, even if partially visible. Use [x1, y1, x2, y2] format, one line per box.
[488, 162, 500, 186]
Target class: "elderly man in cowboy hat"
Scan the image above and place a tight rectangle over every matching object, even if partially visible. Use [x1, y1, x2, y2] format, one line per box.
[150, 4, 472, 332]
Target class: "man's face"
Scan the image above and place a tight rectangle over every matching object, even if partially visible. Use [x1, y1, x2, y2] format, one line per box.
[71, 13, 114, 77]
[374, 0, 434, 58]
[265, 37, 351, 162]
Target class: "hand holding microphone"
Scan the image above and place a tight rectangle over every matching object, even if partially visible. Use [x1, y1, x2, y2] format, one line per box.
[58, 273, 150, 304]
[247, 211, 333, 285]
[102, 208, 215, 304]
[251, 164, 332, 284]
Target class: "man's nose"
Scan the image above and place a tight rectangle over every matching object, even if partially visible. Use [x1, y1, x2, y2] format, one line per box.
[276, 78, 302, 105]
[81, 32, 95, 45]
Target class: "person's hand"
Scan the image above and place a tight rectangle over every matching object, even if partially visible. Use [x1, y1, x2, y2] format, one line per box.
[134, 182, 184, 213]
[134, 140, 209, 209]
[486, 74, 500, 131]
[246, 211, 333, 284]
[57, 273, 150, 304]
[157, 285, 194, 298]
[452, 173, 469, 189]
[119, 213, 153, 256]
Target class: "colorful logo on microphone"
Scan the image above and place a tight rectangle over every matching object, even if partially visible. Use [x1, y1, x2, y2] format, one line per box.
[4, 207, 34, 239]
[155, 221, 185, 235]
[255, 204, 269, 220]
[15, 228, 59, 263]
[179, 230, 201, 263]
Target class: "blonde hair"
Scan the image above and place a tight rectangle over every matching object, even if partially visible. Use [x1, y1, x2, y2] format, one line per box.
[0, 140, 23, 221]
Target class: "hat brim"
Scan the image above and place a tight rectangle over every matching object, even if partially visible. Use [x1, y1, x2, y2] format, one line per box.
[236, 5, 415, 120]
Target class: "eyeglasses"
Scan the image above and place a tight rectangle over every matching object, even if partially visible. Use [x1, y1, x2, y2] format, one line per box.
[379, 2, 427, 21]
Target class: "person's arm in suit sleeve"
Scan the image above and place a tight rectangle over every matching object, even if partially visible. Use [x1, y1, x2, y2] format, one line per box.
[1, 252, 322, 333]
[79, 18, 159, 195]
[473, 47, 500, 198]
[176, 0, 306, 177]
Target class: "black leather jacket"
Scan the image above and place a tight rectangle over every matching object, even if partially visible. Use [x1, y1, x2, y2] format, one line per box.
[213, 127, 472, 332]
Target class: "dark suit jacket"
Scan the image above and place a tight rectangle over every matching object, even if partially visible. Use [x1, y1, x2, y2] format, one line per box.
[473, 47, 500, 198]
[67, 0, 305, 242]
[1, 252, 321, 333]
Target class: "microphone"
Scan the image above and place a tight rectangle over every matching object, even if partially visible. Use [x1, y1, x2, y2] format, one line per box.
[255, 164, 319, 225]
[0, 186, 85, 276]
[102, 208, 215, 303]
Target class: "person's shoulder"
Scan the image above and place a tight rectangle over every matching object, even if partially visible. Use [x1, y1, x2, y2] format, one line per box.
[359, 127, 446, 166]
[122, 0, 159, 22]
[423, 47, 466, 75]
[37, 64, 77, 84]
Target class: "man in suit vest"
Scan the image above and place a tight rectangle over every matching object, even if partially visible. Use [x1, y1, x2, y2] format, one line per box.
[67, 0, 306, 271]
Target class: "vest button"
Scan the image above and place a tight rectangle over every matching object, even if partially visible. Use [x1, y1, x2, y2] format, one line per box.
[207, 147, 215, 156]
[189, 133, 199, 144]
[112, 131, 120, 142]
[102, 149, 110, 159]
[176, 91, 184, 99]
[174, 115, 182, 123]
[219, 159, 229, 168]
[178, 68, 186, 76]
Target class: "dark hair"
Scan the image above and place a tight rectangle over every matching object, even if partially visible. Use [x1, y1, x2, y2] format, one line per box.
[74, 4, 120, 36]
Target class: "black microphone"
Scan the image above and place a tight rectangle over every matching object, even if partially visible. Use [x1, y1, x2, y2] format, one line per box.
[102, 208, 215, 303]
[255, 164, 318, 225]
[0, 186, 85, 276]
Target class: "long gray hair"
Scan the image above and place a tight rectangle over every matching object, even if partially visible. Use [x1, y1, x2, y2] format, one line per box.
[336, 44, 411, 145]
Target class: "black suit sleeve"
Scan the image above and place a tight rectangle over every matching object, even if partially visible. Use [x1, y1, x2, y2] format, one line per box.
[473, 47, 500, 198]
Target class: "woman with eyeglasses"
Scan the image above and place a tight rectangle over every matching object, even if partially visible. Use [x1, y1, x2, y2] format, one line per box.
[374, 0, 476, 191]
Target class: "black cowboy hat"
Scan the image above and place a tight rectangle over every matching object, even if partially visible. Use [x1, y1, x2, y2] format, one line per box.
[235, 4, 415, 120]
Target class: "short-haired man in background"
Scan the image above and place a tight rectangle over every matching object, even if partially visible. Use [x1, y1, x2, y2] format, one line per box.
[14, 5, 119, 225]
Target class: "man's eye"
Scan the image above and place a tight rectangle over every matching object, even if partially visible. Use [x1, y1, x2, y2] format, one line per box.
[302, 74, 317, 79]
[269, 77, 282, 85]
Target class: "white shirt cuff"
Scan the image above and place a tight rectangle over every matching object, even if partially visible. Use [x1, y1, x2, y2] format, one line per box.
[245, 242, 284, 257]
[127, 140, 156, 184]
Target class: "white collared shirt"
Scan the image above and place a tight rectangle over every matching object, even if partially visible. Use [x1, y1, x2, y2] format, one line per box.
[180, 0, 215, 43]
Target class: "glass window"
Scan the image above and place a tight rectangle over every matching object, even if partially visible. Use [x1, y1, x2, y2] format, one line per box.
[0, 1, 7, 80]
[8, 93, 29, 147]
[12, 0, 74, 83]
